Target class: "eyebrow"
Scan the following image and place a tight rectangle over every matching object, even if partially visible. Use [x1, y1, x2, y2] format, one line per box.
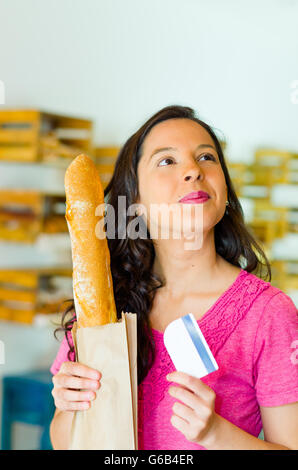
[149, 143, 216, 160]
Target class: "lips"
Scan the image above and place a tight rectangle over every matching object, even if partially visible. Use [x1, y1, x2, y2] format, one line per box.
[179, 191, 210, 203]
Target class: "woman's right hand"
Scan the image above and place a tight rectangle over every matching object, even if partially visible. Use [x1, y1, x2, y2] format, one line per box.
[52, 361, 101, 412]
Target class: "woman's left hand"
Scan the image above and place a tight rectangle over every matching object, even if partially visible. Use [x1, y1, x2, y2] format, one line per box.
[167, 371, 219, 447]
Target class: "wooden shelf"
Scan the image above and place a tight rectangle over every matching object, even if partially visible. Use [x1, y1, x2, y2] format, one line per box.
[0, 109, 93, 163]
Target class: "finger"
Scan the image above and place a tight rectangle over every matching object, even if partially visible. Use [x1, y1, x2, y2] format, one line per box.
[54, 374, 100, 391]
[169, 385, 205, 411]
[60, 388, 97, 402]
[60, 361, 101, 380]
[170, 414, 189, 434]
[172, 400, 195, 423]
[57, 400, 91, 412]
[167, 371, 214, 402]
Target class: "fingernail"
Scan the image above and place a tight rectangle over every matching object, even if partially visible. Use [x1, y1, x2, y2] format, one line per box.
[91, 381, 100, 389]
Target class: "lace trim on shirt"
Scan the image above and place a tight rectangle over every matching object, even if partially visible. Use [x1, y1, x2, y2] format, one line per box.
[198, 269, 271, 356]
[138, 269, 271, 428]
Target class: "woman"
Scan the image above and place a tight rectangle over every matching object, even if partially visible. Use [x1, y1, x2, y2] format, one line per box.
[50, 105, 298, 450]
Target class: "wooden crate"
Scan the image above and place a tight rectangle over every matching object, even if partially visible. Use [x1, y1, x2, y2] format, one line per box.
[0, 109, 93, 163]
[271, 260, 298, 292]
[0, 269, 37, 323]
[229, 150, 298, 201]
[0, 189, 43, 243]
[254, 148, 294, 185]
[0, 110, 39, 161]
[226, 161, 273, 198]
[95, 147, 120, 189]
[288, 209, 298, 233]
[226, 162, 248, 196]
[247, 200, 288, 248]
[0, 190, 70, 242]
[0, 268, 72, 324]
[0, 304, 35, 323]
[42, 194, 68, 234]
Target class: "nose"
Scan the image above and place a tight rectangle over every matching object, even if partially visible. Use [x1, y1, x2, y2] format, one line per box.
[183, 161, 202, 182]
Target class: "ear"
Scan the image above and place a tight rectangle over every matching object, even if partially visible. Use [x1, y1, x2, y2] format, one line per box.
[134, 195, 140, 213]
[136, 203, 142, 216]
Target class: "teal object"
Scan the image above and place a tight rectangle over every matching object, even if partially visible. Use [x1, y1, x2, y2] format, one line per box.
[1, 370, 55, 450]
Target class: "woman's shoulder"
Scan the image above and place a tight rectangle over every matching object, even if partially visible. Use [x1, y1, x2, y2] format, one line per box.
[242, 268, 292, 299]
[197, 266, 296, 356]
[241, 269, 297, 322]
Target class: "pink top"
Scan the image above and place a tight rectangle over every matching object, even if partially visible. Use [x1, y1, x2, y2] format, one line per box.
[50, 269, 298, 450]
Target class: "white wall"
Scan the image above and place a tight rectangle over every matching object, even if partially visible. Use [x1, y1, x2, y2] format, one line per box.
[0, 0, 297, 160]
[0, 0, 297, 448]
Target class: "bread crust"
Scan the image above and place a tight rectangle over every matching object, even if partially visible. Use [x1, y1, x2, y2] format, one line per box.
[65, 154, 117, 327]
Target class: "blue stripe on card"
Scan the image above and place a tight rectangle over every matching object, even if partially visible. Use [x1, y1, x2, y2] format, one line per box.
[181, 315, 216, 375]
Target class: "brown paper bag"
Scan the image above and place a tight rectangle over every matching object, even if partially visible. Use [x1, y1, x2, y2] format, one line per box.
[69, 312, 138, 450]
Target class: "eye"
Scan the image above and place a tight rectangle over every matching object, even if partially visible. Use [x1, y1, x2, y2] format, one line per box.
[199, 153, 216, 161]
[157, 153, 216, 167]
[157, 157, 175, 167]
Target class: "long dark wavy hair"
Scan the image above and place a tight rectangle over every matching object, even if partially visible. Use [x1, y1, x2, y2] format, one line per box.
[55, 104, 271, 385]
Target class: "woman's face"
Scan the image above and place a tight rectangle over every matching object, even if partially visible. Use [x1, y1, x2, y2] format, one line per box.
[136, 118, 228, 240]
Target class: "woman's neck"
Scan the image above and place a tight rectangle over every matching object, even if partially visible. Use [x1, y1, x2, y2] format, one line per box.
[152, 231, 228, 297]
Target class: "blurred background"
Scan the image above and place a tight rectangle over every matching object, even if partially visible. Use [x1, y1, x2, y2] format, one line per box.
[0, 0, 297, 450]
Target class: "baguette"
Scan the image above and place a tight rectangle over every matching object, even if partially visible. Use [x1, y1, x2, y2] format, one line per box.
[64, 154, 117, 327]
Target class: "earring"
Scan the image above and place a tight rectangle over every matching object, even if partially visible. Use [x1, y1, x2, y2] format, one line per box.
[225, 200, 229, 206]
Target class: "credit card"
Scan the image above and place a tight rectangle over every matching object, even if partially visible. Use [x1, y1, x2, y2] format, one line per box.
[163, 313, 219, 379]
